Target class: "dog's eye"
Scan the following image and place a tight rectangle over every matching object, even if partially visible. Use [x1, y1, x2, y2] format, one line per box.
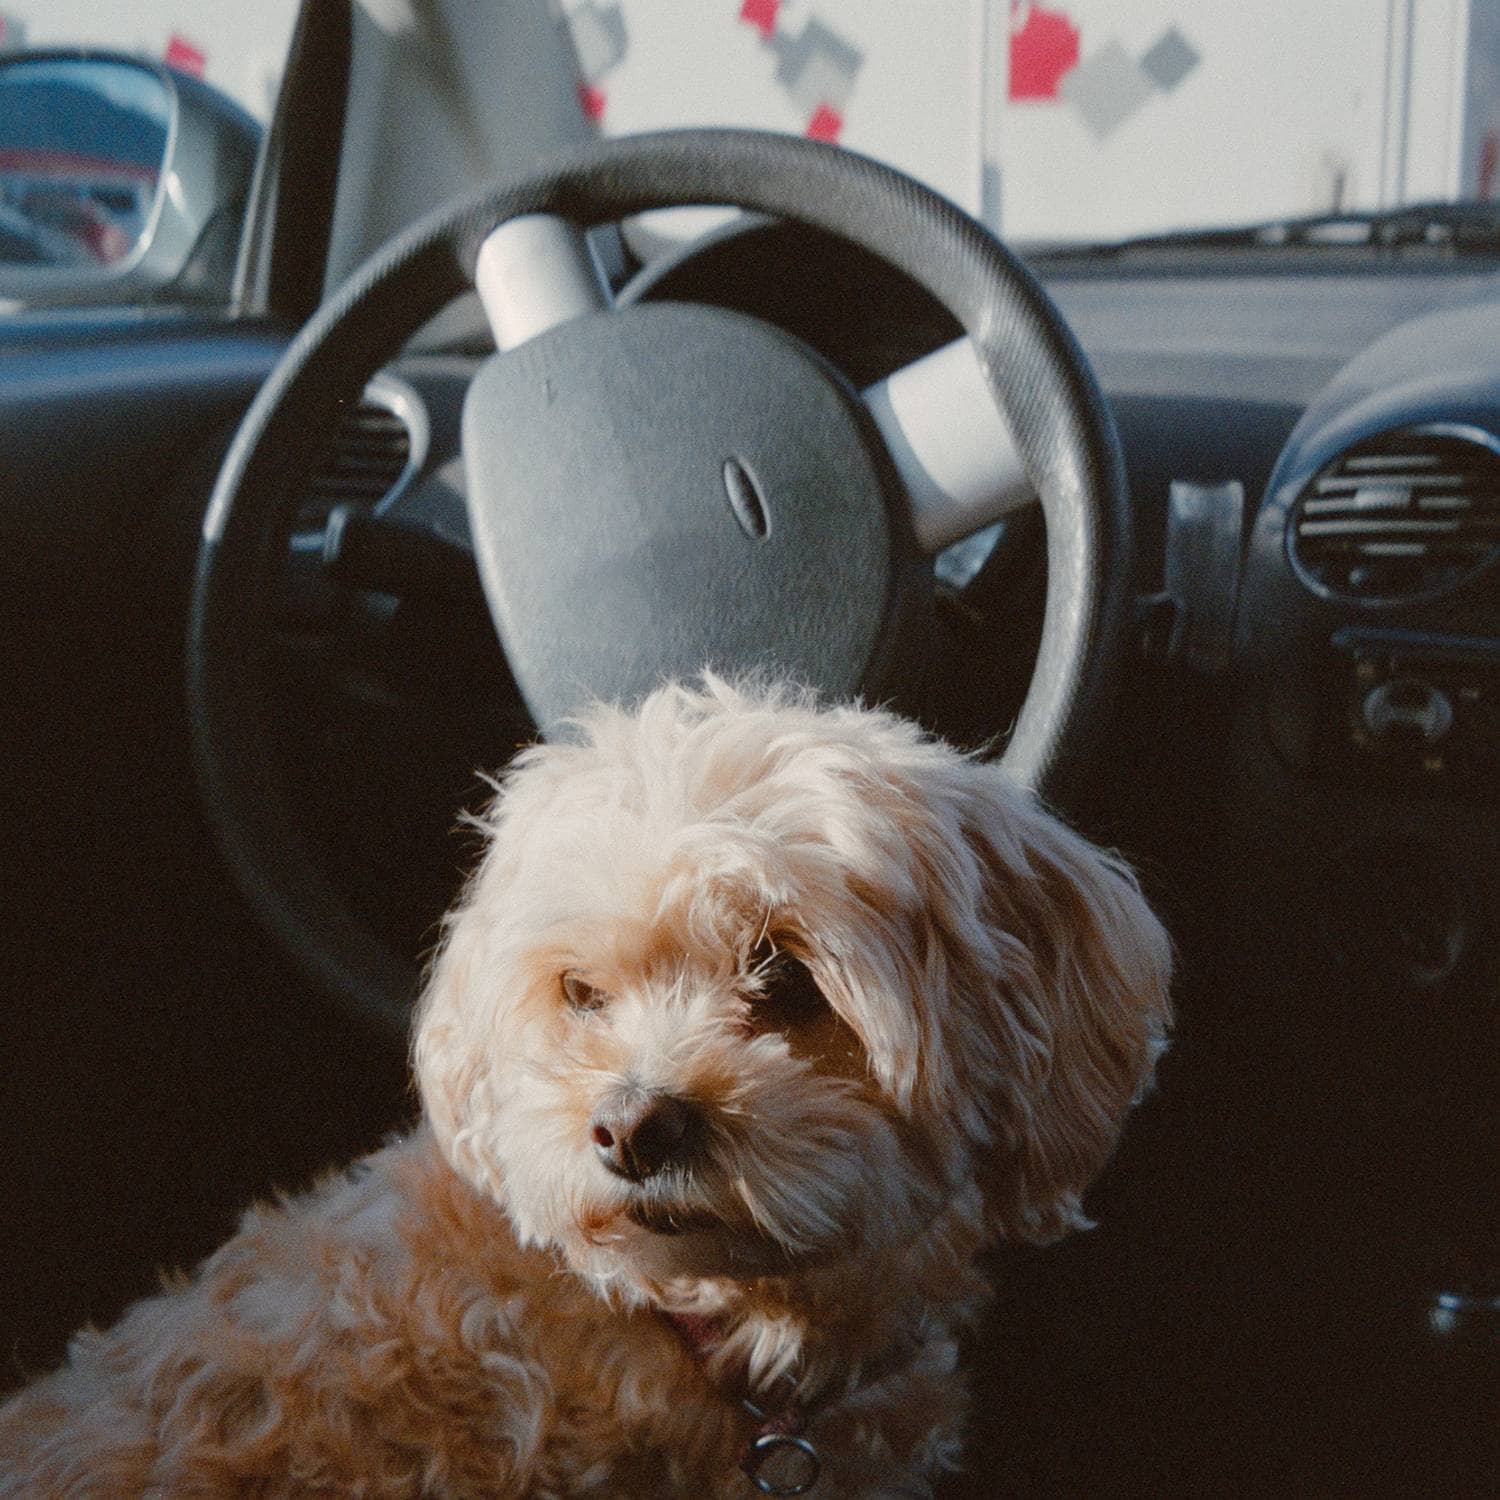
[560, 972, 607, 1012]
[749, 941, 826, 1027]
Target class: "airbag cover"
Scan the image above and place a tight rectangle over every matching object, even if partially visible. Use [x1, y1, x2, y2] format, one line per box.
[462, 301, 901, 730]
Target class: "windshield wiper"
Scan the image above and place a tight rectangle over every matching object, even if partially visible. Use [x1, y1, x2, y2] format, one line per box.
[1029, 201, 1500, 262]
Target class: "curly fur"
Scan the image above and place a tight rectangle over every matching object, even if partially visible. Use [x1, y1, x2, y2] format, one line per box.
[0, 677, 1171, 1497]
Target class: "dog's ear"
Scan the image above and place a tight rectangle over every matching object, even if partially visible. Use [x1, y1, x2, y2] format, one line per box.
[411, 731, 618, 1194]
[902, 761, 1172, 1246]
[410, 867, 498, 1187]
[410, 755, 545, 1194]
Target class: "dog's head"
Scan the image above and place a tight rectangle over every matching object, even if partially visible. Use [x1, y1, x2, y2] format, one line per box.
[413, 678, 1170, 1298]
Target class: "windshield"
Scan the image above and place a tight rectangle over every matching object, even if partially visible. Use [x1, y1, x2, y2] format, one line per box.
[556, 0, 1500, 248]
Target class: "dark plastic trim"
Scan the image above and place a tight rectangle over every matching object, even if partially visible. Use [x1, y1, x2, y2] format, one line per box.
[236, 0, 352, 322]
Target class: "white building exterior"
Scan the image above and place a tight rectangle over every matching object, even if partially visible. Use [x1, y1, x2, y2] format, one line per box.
[6, 0, 1498, 243]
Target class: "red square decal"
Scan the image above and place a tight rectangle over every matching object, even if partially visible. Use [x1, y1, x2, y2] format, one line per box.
[165, 33, 207, 77]
[805, 103, 842, 143]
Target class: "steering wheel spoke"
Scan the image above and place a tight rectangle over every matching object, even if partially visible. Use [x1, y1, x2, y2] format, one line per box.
[474, 213, 613, 351]
[863, 337, 1036, 554]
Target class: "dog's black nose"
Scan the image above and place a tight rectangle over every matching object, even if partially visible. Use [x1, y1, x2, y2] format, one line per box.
[591, 1090, 704, 1181]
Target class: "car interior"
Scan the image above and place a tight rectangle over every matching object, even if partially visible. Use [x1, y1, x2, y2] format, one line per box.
[1, 2, 1494, 1495]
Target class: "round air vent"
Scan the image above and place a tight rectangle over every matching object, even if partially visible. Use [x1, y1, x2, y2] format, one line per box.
[1289, 424, 1500, 603]
[294, 375, 426, 531]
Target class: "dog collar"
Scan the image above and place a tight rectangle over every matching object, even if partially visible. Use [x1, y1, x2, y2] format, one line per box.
[659, 1310, 821, 1496]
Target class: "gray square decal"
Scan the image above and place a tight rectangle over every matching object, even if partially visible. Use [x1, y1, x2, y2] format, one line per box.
[569, 2, 626, 83]
[1141, 26, 1200, 93]
[1060, 40, 1154, 141]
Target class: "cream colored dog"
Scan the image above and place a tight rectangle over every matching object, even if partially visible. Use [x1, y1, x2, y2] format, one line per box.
[0, 678, 1170, 1498]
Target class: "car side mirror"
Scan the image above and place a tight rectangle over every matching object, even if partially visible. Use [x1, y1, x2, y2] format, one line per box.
[0, 50, 260, 313]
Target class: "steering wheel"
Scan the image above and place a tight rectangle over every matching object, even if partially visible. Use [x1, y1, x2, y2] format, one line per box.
[189, 130, 1133, 1032]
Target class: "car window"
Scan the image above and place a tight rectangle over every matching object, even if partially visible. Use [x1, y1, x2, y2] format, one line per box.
[555, 0, 1500, 249]
[0, 0, 301, 313]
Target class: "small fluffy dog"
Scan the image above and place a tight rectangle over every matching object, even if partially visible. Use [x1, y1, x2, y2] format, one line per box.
[0, 678, 1170, 1498]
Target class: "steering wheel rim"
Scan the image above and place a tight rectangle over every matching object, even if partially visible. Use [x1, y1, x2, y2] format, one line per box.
[189, 129, 1132, 1032]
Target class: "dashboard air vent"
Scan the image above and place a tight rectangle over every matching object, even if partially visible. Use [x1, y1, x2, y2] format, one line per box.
[295, 386, 417, 530]
[1290, 426, 1500, 602]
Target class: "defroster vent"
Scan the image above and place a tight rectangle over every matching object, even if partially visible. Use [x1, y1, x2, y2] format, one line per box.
[1290, 425, 1500, 603]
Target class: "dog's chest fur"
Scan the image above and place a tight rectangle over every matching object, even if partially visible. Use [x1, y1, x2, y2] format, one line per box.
[0, 1130, 971, 1498]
